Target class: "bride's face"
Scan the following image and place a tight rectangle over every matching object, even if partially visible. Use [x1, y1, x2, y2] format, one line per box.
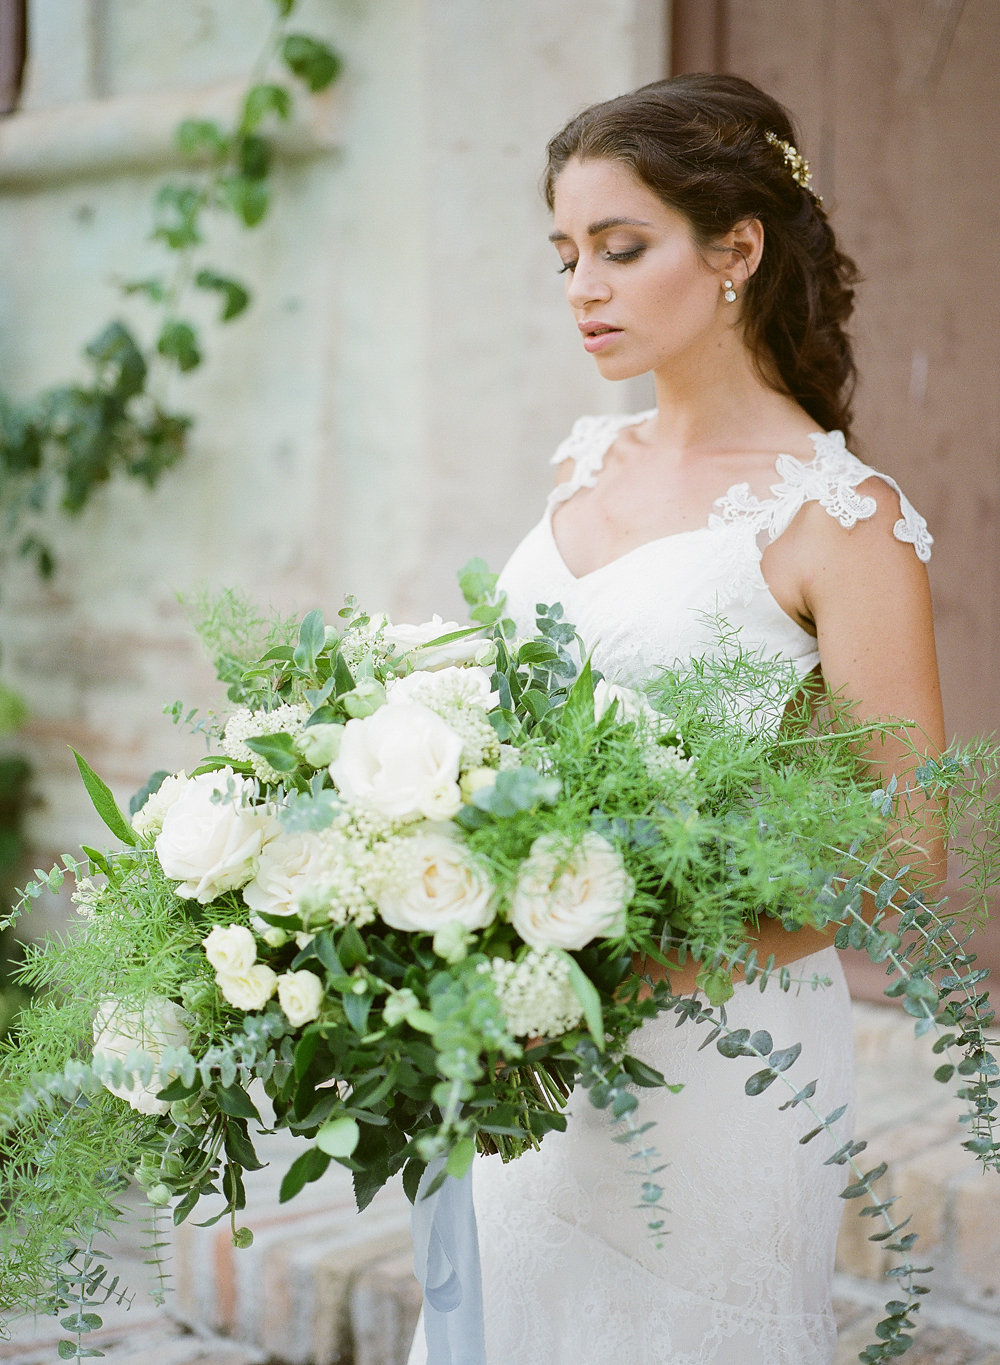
[549, 157, 727, 381]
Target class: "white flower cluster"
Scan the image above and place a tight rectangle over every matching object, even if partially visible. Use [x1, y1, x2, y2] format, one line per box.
[489, 950, 584, 1038]
[71, 876, 104, 920]
[222, 703, 311, 784]
[643, 739, 696, 783]
[338, 614, 394, 674]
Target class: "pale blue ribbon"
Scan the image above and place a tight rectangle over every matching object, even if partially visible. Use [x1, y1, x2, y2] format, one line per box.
[411, 1156, 487, 1364]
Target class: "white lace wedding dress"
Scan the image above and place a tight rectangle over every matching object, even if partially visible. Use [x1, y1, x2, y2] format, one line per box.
[407, 412, 932, 1365]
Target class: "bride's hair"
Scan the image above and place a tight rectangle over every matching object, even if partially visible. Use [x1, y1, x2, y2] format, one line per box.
[543, 73, 860, 441]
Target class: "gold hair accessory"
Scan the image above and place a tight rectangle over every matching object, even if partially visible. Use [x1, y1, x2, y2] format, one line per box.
[764, 130, 821, 200]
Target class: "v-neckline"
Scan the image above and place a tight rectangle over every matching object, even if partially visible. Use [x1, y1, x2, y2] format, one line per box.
[547, 420, 828, 584]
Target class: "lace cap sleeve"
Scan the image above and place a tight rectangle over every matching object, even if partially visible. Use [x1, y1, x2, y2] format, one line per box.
[751, 431, 933, 563]
[546, 411, 657, 512]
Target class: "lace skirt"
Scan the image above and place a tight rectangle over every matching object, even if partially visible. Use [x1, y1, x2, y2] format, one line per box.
[407, 947, 855, 1365]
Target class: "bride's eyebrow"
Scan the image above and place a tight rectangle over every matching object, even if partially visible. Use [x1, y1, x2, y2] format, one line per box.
[548, 216, 654, 243]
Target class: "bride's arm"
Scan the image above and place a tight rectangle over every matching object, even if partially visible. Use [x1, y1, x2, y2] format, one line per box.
[638, 481, 947, 997]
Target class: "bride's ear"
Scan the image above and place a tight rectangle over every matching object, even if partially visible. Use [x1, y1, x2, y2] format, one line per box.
[719, 218, 764, 287]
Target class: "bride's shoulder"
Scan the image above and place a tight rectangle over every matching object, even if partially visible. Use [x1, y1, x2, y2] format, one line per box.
[549, 409, 655, 485]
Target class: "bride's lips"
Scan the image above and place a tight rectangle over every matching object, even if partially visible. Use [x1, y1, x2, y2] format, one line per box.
[579, 321, 623, 354]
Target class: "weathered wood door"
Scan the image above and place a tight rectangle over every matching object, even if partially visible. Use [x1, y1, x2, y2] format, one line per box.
[672, 0, 1000, 995]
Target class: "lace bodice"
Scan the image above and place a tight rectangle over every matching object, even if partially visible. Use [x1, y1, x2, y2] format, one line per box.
[497, 411, 931, 696]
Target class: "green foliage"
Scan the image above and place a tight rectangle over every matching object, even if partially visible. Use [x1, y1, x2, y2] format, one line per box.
[1, 582, 998, 1364]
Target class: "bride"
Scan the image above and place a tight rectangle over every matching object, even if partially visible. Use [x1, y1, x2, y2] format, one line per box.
[409, 73, 944, 1364]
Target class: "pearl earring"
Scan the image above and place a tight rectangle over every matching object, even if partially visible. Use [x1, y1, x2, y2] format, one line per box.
[723, 279, 737, 303]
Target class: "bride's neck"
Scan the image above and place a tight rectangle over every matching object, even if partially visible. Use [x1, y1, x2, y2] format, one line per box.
[647, 333, 797, 454]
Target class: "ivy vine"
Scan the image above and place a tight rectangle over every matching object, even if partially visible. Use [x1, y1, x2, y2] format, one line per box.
[0, 0, 342, 581]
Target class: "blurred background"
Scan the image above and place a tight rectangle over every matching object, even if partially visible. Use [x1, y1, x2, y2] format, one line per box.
[0, 4, 997, 1362]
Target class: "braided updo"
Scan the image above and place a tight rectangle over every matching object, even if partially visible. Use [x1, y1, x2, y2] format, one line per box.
[543, 73, 860, 441]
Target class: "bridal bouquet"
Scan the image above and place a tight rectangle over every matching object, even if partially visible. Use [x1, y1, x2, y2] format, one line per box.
[1, 562, 998, 1363]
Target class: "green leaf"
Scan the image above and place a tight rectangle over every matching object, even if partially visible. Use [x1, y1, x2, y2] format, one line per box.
[157, 320, 202, 372]
[317, 1116, 360, 1158]
[216, 1083, 262, 1121]
[279, 1145, 331, 1202]
[84, 320, 147, 400]
[219, 174, 270, 228]
[293, 609, 326, 672]
[457, 557, 498, 609]
[121, 276, 167, 303]
[245, 732, 300, 773]
[282, 34, 343, 91]
[242, 83, 292, 132]
[402, 1157, 426, 1205]
[337, 923, 369, 970]
[445, 1137, 476, 1181]
[71, 749, 137, 846]
[745, 1068, 777, 1096]
[128, 769, 170, 817]
[559, 951, 604, 1047]
[176, 118, 228, 158]
[194, 270, 251, 322]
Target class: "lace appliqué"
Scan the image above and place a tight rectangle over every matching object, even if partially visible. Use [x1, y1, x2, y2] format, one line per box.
[547, 410, 657, 511]
[710, 429, 933, 566]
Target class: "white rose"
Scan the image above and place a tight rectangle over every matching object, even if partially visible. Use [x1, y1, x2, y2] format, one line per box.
[216, 964, 278, 1012]
[372, 828, 496, 933]
[276, 969, 325, 1027]
[243, 831, 328, 921]
[383, 615, 485, 670]
[511, 831, 634, 951]
[203, 923, 257, 974]
[92, 997, 191, 1116]
[329, 701, 463, 821]
[154, 768, 275, 903]
[132, 770, 190, 840]
[388, 666, 499, 712]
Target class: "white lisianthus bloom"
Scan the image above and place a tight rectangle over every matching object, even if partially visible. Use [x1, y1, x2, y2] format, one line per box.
[382, 615, 485, 671]
[216, 964, 278, 1012]
[92, 997, 191, 1116]
[203, 923, 257, 974]
[370, 827, 496, 933]
[132, 770, 190, 840]
[511, 831, 634, 951]
[243, 831, 330, 921]
[154, 768, 275, 903]
[330, 701, 463, 822]
[276, 969, 324, 1027]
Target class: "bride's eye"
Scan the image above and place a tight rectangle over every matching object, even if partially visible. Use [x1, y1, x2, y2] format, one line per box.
[604, 245, 645, 263]
[556, 259, 577, 275]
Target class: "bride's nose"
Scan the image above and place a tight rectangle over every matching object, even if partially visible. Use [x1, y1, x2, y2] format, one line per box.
[566, 257, 612, 308]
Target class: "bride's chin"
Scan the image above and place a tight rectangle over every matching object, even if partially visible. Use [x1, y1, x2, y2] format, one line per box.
[592, 355, 652, 382]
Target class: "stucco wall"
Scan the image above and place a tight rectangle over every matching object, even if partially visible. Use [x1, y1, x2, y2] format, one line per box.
[0, 0, 669, 895]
